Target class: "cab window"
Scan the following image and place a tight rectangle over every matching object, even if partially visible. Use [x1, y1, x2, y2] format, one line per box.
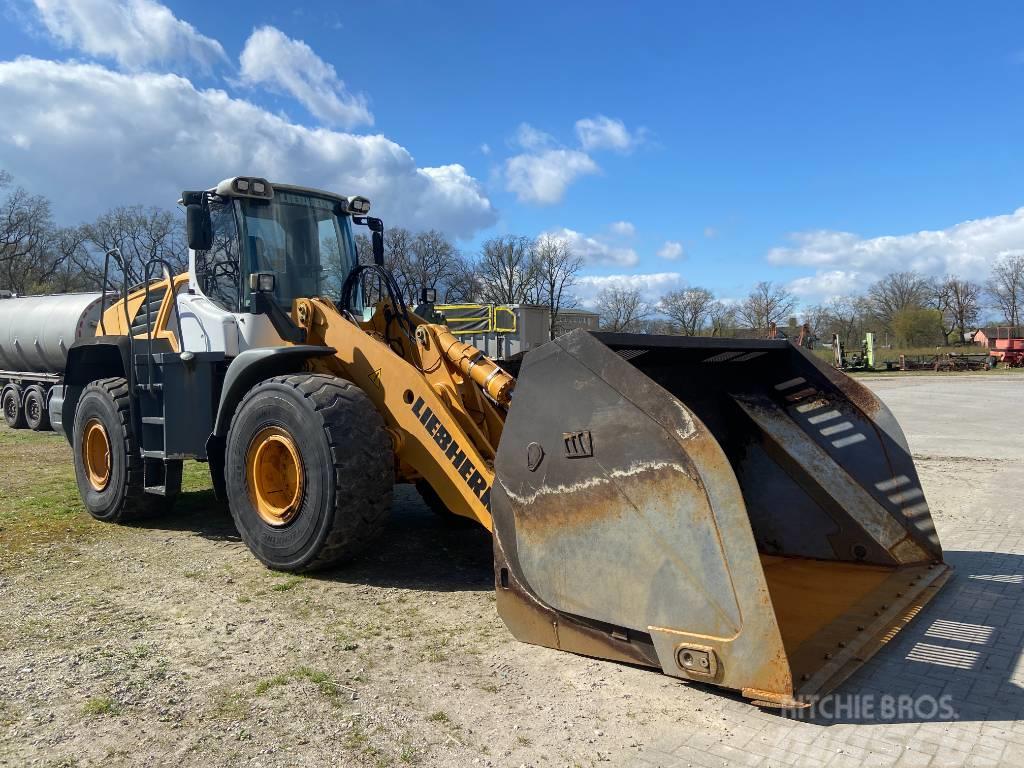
[197, 201, 240, 311]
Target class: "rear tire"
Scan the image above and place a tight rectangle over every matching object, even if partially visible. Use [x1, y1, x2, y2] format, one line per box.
[72, 378, 169, 522]
[24, 386, 51, 432]
[2, 384, 26, 429]
[225, 374, 393, 572]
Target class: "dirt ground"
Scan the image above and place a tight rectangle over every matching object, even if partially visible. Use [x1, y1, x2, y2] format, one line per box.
[1, 372, 1022, 768]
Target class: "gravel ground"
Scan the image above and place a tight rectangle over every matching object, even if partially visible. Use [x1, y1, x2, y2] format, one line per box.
[1, 372, 1021, 768]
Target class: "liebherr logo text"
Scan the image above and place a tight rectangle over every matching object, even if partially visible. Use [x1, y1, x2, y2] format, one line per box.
[411, 396, 491, 510]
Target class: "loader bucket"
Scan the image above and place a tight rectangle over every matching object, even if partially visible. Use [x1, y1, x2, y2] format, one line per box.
[491, 330, 951, 707]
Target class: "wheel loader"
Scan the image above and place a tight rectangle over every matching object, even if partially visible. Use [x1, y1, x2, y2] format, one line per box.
[41, 176, 949, 708]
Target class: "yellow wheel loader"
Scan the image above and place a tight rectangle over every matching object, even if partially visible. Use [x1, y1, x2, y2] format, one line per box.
[45, 176, 949, 708]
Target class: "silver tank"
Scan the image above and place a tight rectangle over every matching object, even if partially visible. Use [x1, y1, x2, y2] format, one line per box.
[0, 293, 105, 374]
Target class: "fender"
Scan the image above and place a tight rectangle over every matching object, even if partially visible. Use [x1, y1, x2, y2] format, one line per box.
[57, 337, 133, 442]
[205, 345, 336, 500]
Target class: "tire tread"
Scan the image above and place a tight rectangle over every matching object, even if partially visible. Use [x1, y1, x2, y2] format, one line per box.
[228, 373, 393, 571]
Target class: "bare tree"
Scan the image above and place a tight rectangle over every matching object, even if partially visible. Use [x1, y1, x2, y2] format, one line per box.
[0, 173, 55, 292]
[867, 271, 930, 330]
[443, 253, 480, 303]
[354, 232, 374, 266]
[737, 281, 796, 332]
[84, 205, 186, 287]
[824, 296, 871, 348]
[932, 276, 983, 343]
[476, 235, 537, 304]
[387, 229, 467, 304]
[800, 303, 832, 342]
[42, 226, 96, 293]
[595, 286, 649, 332]
[707, 300, 737, 337]
[988, 254, 1024, 329]
[659, 287, 715, 335]
[532, 234, 583, 339]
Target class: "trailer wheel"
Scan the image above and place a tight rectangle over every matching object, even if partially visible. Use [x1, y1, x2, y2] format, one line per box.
[2, 384, 27, 429]
[24, 386, 51, 432]
[225, 374, 393, 572]
[72, 377, 168, 522]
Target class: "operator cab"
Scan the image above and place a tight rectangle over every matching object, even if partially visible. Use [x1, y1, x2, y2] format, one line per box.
[179, 176, 381, 355]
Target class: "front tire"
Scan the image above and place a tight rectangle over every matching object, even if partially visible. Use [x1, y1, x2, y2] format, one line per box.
[72, 378, 168, 522]
[225, 374, 393, 572]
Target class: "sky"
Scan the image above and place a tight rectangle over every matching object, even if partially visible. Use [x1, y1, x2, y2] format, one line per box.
[1, 0, 1023, 309]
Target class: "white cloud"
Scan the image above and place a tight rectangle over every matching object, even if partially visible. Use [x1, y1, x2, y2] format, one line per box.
[504, 149, 598, 205]
[514, 123, 554, 151]
[480, 143, 491, 155]
[574, 115, 642, 153]
[502, 116, 642, 205]
[703, 226, 717, 239]
[657, 240, 684, 260]
[32, 0, 226, 72]
[239, 26, 371, 128]
[0, 57, 496, 237]
[786, 270, 869, 302]
[573, 272, 685, 307]
[769, 209, 1024, 303]
[609, 220, 635, 237]
[540, 227, 638, 268]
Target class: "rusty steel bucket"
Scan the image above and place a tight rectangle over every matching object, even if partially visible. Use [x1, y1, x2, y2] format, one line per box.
[490, 330, 950, 707]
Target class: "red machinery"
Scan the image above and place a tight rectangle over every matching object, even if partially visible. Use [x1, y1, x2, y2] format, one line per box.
[991, 327, 1024, 368]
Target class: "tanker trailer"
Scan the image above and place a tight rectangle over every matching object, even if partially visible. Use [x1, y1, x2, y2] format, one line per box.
[0, 292, 104, 431]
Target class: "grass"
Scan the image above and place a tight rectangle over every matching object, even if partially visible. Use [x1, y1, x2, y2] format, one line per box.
[0, 700, 19, 726]
[269, 576, 304, 592]
[0, 425, 213, 563]
[210, 690, 248, 720]
[82, 696, 117, 716]
[426, 711, 450, 724]
[252, 666, 344, 701]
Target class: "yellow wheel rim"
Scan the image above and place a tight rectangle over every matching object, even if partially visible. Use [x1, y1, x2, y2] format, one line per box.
[245, 426, 305, 526]
[82, 418, 111, 491]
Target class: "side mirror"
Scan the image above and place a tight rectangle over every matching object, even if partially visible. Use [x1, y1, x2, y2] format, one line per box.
[353, 216, 385, 266]
[372, 230, 384, 266]
[186, 203, 212, 251]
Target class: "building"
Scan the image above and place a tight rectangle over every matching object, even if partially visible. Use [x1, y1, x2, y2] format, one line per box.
[971, 327, 1024, 348]
[971, 327, 999, 348]
[553, 308, 600, 335]
[435, 303, 599, 361]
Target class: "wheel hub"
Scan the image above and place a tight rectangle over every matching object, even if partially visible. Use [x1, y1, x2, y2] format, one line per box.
[82, 418, 111, 491]
[246, 426, 305, 526]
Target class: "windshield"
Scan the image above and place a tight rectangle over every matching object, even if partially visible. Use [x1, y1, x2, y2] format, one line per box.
[236, 191, 359, 310]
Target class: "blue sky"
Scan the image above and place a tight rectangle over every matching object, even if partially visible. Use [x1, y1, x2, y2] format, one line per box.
[2, 0, 1023, 307]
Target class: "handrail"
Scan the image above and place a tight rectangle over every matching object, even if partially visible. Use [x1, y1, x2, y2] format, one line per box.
[97, 247, 134, 398]
[142, 258, 183, 392]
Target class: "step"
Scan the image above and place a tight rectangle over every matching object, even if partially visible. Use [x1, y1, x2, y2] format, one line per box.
[142, 450, 166, 459]
[135, 382, 163, 392]
[144, 485, 167, 497]
[141, 416, 165, 425]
